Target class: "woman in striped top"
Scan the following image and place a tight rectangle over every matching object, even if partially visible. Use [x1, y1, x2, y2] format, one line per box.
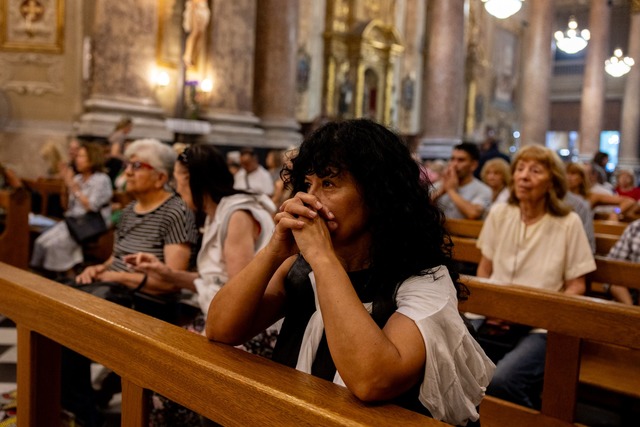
[75, 139, 198, 303]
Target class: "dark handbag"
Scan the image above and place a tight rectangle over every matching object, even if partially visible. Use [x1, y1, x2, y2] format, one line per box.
[65, 211, 108, 244]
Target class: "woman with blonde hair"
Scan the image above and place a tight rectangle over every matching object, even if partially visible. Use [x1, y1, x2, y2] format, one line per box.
[566, 162, 636, 220]
[480, 157, 511, 204]
[476, 145, 595, 409]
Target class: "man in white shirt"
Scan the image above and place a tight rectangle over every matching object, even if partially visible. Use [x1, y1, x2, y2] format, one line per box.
[432, 142, 492, 219]
[233, 148, 274, 196]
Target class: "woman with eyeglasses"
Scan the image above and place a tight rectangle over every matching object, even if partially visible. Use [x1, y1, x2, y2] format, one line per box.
[125, 144, 276, 339]
[75, 139, 199, 312]
[124, 144, 277, 426]
[30, 142, 112, 279]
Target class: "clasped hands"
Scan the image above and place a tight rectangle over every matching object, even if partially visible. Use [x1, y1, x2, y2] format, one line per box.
[272, 192, 338, 260]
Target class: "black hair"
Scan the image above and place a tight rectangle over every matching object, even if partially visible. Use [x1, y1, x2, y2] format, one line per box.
[453, 142, 481, 161]
[283, 119, 466, 325]
[180, 144, 246, 213]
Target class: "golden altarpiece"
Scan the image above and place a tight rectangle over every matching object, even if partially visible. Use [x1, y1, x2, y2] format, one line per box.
[323, 0, 403, 125]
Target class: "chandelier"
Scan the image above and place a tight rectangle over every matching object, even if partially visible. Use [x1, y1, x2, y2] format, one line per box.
[605, 48, 635, 77]
[554, 16, 590, 54]
[482, 0, 523, 20]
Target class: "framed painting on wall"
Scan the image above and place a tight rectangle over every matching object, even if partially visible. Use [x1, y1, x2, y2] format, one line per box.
[0, 0, 65, 53]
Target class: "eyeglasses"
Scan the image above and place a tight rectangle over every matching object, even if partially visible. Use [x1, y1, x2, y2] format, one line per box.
[125, 160, 156, 171]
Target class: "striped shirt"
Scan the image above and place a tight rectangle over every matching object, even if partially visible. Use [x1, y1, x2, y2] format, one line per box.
[109, 194, 198, 272]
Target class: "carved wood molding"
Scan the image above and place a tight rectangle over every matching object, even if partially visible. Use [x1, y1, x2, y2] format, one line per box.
[0, 53, 63, 95]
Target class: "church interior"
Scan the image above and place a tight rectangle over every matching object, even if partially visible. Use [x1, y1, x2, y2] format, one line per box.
[0, 0, 638, 176]
[1, 0, 640, 426]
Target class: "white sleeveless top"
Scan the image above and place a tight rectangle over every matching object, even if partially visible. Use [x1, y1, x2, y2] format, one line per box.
[192, 193, 275, 314]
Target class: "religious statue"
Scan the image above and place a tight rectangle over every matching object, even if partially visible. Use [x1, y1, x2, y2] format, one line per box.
[182, 0, 211, 67]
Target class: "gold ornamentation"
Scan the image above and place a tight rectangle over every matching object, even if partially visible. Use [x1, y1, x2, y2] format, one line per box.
[0, 0, 64, 53]
[631, 0, 640, 14]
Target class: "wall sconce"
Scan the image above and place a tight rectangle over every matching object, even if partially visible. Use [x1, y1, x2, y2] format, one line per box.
[152, 70, 170, 88]
[199, 78, 213, 93]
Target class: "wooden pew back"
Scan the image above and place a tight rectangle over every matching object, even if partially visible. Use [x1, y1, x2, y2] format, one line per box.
[445, 218, 483, 238]
[23, 177, 67, 218]
[460, 278, 640, 426]
[0, 188, 31, 269]
[0, 263, 443, 426]
[593, 220, 628, 236]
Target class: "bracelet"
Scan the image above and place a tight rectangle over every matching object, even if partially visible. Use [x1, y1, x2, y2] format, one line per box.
[133, 274, 148, 292]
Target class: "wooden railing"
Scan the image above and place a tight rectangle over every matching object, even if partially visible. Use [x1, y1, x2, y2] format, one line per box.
[461, 277, 640, 426]
[0, 263, 441, 427]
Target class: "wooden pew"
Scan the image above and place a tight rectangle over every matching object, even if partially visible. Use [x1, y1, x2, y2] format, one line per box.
[594, 232, 618, 255]
[23, 177, 67, 218]
[450, 235, 640, 413]
[0, 262, 443, 426]
[593, 220, 628, 236]
[460, 277, 640, 426]
[0, 188, 31, 269]
[445, 218, 483, 238]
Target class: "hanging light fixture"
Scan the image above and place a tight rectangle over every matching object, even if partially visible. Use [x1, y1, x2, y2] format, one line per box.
[605, 48, 635, 77]
[554, 16, 590, 54]
[482, 0, 524, 20]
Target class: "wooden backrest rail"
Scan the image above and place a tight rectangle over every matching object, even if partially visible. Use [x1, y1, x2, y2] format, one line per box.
[0, 188, 31, 270]
[593, 220, 627, 236]
[445, 218, 484, 238]
[0, 263, 439, 427]
[450, 235, 640, 290]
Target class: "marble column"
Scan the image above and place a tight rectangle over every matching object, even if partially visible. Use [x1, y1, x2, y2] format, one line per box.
[619, 1, 640, 169]
[520, 0, 555, 146]
[254, 0, 302, 148]
[200, 0, 264, 147]
[418, 0, 466, 159]
[579, 0, 610, 157]
[77, 1, 171, 140]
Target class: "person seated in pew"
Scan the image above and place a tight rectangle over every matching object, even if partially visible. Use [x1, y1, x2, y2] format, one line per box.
[606, 218, 640, 305]
[475, 145, 596, 409]
[207, 119, 495, 426]
[61, 139, 198, 427]
[480, 157, 511, 205]
[431, 142, 493, 220]
[566, 162, 637, 221]
[74, 138, 199, 317]
[123, 144, 277, 425]
[614, 168, 640, 201]
[30, 142, 113, 279]
[124, 144, 277, 342]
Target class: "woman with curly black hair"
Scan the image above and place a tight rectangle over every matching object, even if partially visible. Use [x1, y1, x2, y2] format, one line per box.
[207, 119, 493, 425]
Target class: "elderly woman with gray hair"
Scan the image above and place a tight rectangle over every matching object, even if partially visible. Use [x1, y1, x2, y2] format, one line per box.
[63, 139, 199, 426]
[75, 138, 199, 315]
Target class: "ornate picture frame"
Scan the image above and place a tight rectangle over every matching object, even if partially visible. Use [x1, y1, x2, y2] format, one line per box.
[0, 0, 65, 53]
